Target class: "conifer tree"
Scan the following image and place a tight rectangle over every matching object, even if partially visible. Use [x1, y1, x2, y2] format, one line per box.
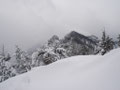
[117, 34, 120, 47]
[14, 46, 31, 74]
[100, 31, 114, 55]
[0, 47, 16, 82]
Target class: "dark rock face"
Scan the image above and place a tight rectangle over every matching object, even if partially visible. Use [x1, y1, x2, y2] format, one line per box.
[88, 35, 99, 43]
[28, 31, 99, 56]
[57, 31, 99, 56]
[63, 31, 97, 46]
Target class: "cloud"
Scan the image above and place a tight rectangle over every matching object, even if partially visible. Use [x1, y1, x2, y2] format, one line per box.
[0, 0, 120, 52]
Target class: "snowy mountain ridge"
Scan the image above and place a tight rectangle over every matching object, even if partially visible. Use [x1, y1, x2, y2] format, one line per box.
[0, 48, 120, 90]
[28, 31, 98, 55]
[0, 30, 118, 83]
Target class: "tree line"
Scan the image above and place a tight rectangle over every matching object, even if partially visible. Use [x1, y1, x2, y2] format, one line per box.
[0, 31, 120, 83]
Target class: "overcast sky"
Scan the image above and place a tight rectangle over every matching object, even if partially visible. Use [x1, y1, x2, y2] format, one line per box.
[0, 0, 120, 53]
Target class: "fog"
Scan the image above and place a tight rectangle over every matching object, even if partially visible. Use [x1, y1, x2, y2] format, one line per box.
[0, 0, 120, 53]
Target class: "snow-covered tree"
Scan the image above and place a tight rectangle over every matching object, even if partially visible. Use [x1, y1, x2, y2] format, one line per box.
[55, 47, 67, 59]
[43, 47, 58, 65]
[61, 40, 91, 56]
[43, 35, 68, 64]
[32, 36, 68, 66]
[32, 47, 59, 66]
[81, 45, 89, 55]
[48, 35, 60, 48]
[32, 48, 46, 67]
[14, 46, 31, 74]
[100, 31, 114, 55]
[0, 52, 16, 82]
[117, 34, 120, 47]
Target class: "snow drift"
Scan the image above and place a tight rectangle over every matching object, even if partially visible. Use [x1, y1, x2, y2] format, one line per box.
[0, 49, 120, 90]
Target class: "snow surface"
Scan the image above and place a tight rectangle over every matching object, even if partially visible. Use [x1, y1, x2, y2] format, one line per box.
[0, 49, 120, 90]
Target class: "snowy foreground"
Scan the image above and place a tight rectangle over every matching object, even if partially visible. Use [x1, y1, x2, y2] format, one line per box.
[0, 49, 120, 90]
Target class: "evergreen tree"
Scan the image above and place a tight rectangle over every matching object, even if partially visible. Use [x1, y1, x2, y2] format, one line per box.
[117, 34, 120, 47]
[14, 46, 31, 74]
[48, 35, 60, 48]
[43, 48, 58, 65]
[32, 36, 68, 66]
[32, 48, 46, 67]
[81, 45, 89, 55]
[55, 47, 67, 59]
[100, 31, 114, 55]
[0, 50, 16, 82]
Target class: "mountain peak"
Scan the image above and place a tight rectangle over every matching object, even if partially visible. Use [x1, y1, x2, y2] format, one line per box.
[65, 31, 87, 40]
[70, 31, 78, 34]
[63, 30, 97, 45]
[68, 31, 81, 36]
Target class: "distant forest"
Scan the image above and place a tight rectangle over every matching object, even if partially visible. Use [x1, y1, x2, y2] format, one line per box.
[0, 30, 120, 83]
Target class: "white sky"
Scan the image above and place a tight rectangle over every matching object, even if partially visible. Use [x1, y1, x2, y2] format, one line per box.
[0, 0, 120, 53]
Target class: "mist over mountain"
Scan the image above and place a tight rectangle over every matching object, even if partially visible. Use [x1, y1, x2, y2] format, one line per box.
[0, 0, 120, 53]
[0, 29, 119, 83]
[28, 31, 98, 54]
[0, 0, 120, 88]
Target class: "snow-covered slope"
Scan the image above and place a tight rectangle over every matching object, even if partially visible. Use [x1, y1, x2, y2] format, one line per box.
[0, 49, 120, 90]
